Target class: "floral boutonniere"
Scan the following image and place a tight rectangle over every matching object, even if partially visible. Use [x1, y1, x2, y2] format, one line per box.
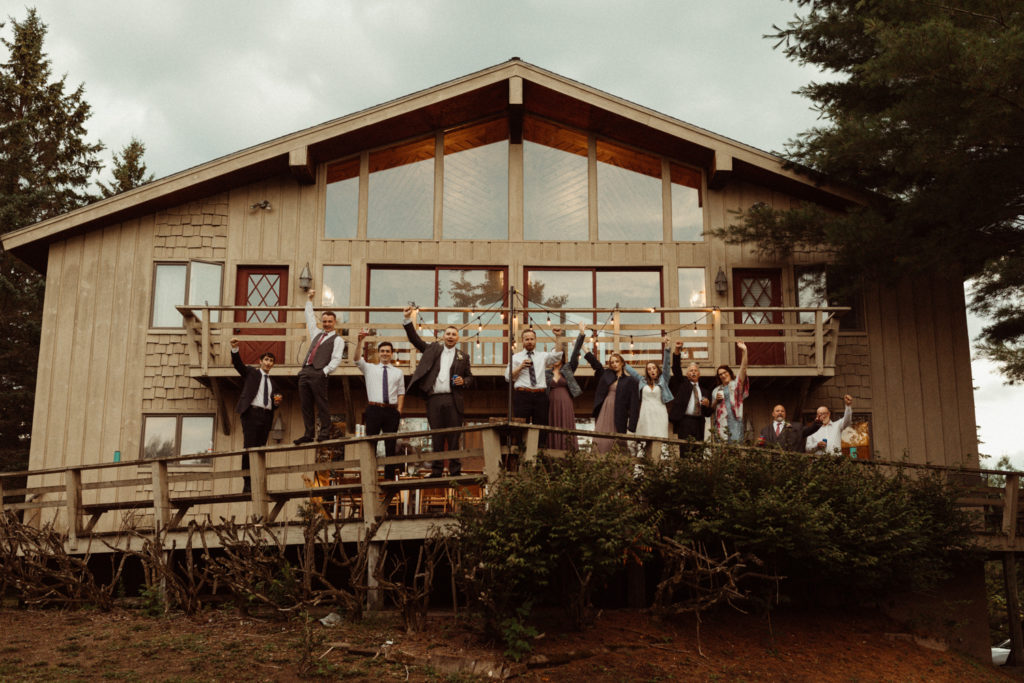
[456, 351, 465, 361]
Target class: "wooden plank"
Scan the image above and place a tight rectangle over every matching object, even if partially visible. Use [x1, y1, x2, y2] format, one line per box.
[912, 278, 945, 463]
[523, 427, 540, 464]
[289, 147, 315, 185]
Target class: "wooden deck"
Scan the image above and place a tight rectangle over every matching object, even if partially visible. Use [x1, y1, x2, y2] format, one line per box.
[1, 422, 1021, 555]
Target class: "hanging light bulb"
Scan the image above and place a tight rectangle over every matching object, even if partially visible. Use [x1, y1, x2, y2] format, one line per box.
[477, 321, 483, 333]
[630, 336, 635, 350]
[546, 314, 551, 326]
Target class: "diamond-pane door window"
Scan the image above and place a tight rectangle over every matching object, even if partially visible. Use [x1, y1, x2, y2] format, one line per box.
[246, 274, 281, 323]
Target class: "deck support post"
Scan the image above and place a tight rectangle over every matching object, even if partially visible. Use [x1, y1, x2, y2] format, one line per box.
[523, 426, 540, 464]
[65, 468, 82, 550]
[250, 450, 270, 520]
[481, 427, 502, 484]
[151, 460, 171, 531]
[1005, 553, 1024, 665]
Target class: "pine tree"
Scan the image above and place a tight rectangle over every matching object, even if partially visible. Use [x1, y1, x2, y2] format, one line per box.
[717, 1, 1024, 380]
[0, 9, 104, 473]
[99, 137, 154, 198]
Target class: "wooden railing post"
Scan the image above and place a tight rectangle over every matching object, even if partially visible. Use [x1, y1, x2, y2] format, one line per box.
[1003, 473, 1020, 539]
[612, 309, 621, 355]
[711, 308, 722, 368]
[250, 450, 269, 520]
[151, 460, 171, 531]
[65, 468, 82, 548]
[481, 427, 502, 484]
[814, 310, 824, 375]
[354, 441, 383, 522]
[200, 308, 210, 375]
[523, 426, 540, 465]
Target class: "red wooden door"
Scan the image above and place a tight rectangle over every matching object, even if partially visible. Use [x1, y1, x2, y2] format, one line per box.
[733, 269, 785, 366]
[234, 267, 288, 363]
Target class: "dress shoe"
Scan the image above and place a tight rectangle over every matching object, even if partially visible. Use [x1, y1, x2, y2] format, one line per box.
[293, 436, 313, 445]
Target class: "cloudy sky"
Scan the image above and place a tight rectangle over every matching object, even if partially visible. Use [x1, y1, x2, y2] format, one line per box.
[13, 0, 1023, 467]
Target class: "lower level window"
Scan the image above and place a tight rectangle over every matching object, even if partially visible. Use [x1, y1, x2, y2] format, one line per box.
[142, 414, 214, 464]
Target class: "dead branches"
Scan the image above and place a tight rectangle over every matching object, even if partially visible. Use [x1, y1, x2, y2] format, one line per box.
[0, 511, 125, 609]
[373, 527, 449, 633]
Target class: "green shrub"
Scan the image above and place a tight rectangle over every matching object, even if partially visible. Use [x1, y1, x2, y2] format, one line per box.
[641, 444, 976, 604]
[454, 451, 658, 634]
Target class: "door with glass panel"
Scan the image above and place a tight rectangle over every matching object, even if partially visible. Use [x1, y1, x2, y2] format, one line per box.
[234, 267, 288, 363]
[732, 268, 784, 366]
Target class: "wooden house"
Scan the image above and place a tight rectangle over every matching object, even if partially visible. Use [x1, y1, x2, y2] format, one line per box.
[1, 57, 978, 525]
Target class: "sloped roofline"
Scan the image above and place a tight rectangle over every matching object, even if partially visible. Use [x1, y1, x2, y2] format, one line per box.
[2, 58, 862, 271]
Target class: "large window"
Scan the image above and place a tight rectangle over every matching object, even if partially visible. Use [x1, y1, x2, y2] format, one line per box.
[671, 164, 703, 241]
[151, 261, 223, 328]
[796, 266, 865, 331]
[321, 265, 352, 323]
[368, 266, 507, 364]
[368, 137, 434, 239]
[596, 141, 662, 241]
[324, 157, 359, 239]
[523, 118, 589, 241]
[142, 414, 214, 464]
[525, 268, 663, 359]
[677, 267, 708, 358]
[443, 120, 508, 240]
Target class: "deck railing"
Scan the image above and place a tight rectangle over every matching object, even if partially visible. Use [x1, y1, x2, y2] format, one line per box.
[0, 424, 1019, 552]
[178, 305, 848, 377]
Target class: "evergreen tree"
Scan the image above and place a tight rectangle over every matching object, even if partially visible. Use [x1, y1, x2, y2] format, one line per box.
[0, 9, 104, 472]
[99, 136, 154, 198]
[717, 1, 1024, 379]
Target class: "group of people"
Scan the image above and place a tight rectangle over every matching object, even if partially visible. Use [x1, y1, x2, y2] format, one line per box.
[229, 294, 858, 489]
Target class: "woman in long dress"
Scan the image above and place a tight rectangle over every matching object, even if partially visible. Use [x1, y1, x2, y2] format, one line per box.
[623, 337, 674, 457]
[711, 341, 749, 442]
[584, 337, 640, 454]
[546, 322, 587, 451]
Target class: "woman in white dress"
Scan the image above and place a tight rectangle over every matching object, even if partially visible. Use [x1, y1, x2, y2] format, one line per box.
[623, 338, 674, 457]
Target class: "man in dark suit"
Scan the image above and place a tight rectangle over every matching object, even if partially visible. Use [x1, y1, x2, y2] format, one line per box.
[668, 340, 712, 447]
[230, 337, 281, 492]
[403, 306, 473, 477]
[294, 288, 345, 445]
[758, 404, 817, 452]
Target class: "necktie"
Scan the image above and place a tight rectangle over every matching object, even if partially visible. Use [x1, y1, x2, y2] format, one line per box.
[381, 365, 389, 404]
[305, 332, 325, 365]
[261, 374, 269, 408]
[775, 422, 781, 437]
[691, 382, 699, 415]
[527, 350, 536, 386]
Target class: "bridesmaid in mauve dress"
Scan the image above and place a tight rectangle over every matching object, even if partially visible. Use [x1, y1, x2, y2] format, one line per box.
[546, 322, 587, 451]
[584, 338, 640, 454]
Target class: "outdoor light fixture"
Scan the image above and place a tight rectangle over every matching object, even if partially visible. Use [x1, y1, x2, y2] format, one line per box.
[299, 263, 312, 291]
[714, 267, 728, 296]
[250, 200, 272, 211]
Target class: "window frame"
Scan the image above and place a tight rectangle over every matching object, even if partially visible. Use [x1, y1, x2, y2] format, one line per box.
[150, 259, 224, 329]
[140, 413, 216, 465]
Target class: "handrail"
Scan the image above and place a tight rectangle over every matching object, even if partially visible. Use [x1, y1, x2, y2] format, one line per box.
[176, 304, 849, 374]
[0, 423, 1018, 552]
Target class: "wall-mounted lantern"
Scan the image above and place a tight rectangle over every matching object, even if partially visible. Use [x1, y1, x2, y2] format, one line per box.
[714, 267, 728, 296]
[299, 263, 312, 291]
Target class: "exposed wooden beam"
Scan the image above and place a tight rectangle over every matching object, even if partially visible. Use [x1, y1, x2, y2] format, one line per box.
[709, 151, 733, 189]
[289, 147, 315, 185]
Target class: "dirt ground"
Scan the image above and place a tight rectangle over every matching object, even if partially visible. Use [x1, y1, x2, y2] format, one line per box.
[0, 604, 1019, 682]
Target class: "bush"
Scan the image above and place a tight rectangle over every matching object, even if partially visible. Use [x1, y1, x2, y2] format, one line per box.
[454, 451, 658, 634]
[641, 444, 977, 604]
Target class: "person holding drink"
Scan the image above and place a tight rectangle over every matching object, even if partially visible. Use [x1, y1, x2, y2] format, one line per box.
[230, 337, 282, 492]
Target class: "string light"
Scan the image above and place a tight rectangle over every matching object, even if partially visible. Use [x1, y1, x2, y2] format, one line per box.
[630, 336, 635, 350]
[546, 314, 551, 325]
[478, 322, 483, 333]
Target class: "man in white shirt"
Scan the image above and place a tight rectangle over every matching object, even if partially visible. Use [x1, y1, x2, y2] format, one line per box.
[505, 328, 562, 441]
[294, 289, 345, 445]
[355, 329, 405, 480]
[805, 394, 855, 454]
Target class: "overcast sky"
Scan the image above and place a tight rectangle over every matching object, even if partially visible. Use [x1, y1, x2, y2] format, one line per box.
[13, 0, 1024, 468]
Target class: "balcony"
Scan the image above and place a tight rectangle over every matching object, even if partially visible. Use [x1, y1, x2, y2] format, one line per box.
[178, 304, 848, 381]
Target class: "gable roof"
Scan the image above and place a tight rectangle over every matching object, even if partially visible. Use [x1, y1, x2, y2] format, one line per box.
[2, 58, 861, 272]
